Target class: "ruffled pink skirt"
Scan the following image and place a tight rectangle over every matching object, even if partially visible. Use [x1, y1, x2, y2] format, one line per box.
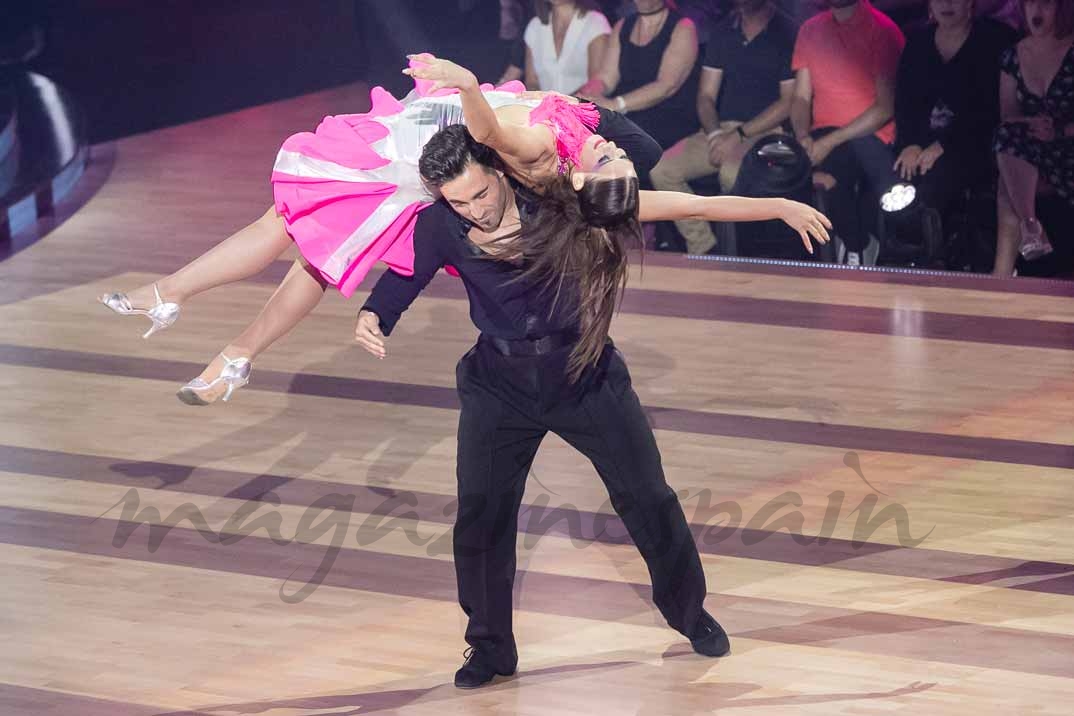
[271, 78, 525, 297]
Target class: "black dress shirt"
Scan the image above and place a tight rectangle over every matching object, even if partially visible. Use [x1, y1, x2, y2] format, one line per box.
[361, 185, 578, 340]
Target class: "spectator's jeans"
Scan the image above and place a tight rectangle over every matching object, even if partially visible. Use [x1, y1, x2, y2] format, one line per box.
[650, 126, 760, 254]
[812, 128, 899, 253]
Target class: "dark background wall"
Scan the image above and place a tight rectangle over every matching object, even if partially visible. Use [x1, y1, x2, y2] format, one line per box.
[19, 0, 509, 143]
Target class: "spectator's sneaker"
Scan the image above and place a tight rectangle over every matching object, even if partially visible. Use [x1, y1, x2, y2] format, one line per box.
[846, 251, 862, 266]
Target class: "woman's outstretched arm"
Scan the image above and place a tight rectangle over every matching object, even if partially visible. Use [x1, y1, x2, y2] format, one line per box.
[404, 53, 550, 163]
[638, 191, 832, 253]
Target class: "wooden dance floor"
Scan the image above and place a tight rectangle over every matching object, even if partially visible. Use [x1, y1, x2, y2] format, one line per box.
[2, 82, 1073, 715]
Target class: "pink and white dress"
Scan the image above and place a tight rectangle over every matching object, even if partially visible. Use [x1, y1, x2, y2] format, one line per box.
[270, 74, 600, 297]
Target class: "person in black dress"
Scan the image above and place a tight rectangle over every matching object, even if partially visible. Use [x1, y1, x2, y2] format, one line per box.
[991, 0, 1074, 273]
[579, 0, 702, 151]
[893, 0, 1017, 232]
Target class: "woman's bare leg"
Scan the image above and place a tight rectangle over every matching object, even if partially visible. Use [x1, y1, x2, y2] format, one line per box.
[996, 152, 1041, 225]
[185, 258, 329, 403]
[125, 206, 293, 307]
[993, 176, 1021, 277]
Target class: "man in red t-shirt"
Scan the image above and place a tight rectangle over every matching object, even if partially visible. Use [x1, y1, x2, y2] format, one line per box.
[790, 0, 905, 265]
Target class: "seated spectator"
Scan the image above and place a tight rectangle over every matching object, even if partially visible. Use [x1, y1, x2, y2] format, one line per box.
[524, 1, 611, 94]
[893, 0, 1017, 240]
[497, 0, 533, 85]
[790, 0, 906, 266]
[580, 0, 701, 151]
[650, 0, 797, 254]
[992, 0, 1074, 275]
[499, 37, 528, 85]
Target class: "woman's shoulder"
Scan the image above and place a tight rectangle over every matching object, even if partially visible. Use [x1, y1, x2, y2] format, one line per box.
[523, 15, 547, 44]
[670, 13, 697, 37]
[578, 9, 611, 32]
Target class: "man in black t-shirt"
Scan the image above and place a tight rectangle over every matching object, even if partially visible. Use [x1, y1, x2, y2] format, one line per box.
[650, 0, 797, 254]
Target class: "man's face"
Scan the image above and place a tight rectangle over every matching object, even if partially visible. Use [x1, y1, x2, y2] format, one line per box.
[438, 162, 510, 232]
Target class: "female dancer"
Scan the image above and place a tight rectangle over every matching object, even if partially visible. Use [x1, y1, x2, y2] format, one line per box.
[100, 54, 829, 404]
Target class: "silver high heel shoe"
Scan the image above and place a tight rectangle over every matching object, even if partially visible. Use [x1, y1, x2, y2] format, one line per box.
[176, 354, 252, 406]
[98, 283, 181, 338]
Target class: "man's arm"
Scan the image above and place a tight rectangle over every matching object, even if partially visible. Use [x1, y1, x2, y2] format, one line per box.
[789, 67, 813, 141]
[357, 208, 449, 355]
[817, 73, 896, 148]
[697, 66, 723, 136]
[741, 78, 794, 139]
[816, 26, 904, 151]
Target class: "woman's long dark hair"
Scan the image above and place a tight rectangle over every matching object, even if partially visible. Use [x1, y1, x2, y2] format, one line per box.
[493, 173, 641, 382]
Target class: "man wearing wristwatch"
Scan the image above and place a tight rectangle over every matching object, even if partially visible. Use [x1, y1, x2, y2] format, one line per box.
[649, 0, 798, 255]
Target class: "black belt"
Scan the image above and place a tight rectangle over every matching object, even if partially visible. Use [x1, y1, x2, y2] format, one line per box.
[484, 333, 576, 357]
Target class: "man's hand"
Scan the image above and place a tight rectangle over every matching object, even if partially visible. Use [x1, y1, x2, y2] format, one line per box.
[355, 310, 387, 359]
[708, 130, 740, 167]
[808, 134, 837, 166]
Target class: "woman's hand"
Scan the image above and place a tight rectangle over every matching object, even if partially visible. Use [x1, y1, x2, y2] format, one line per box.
[403, 53, 478, 93]
[355, 310, 387, 359]
[576, 78, 606, 97]
[894, 145, 922, 181]
[917, 141, 944, 175]
[778, 199, 832, 254]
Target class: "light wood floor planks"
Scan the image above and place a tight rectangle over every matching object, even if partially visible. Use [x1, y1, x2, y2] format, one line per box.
[1, 82, 1072, 715]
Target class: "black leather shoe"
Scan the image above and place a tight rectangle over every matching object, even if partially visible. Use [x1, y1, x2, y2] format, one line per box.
[690, 612, 731, 657]
[453, 646, 517, 689]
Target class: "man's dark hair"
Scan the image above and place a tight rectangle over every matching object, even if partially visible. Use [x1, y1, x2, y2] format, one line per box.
[419, 124, 502, 188]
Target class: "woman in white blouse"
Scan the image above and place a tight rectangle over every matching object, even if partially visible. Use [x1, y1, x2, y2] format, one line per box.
[524, 0, 611, 95]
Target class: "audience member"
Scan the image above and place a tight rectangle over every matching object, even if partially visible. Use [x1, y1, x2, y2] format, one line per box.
[497, 0, 532, 84]
[790, 0, 906, 265]
[580, 0, 701, 150]
[894, 0, 1016, 236]
[524, 0, 611, 94]
[992, 0, 1074, 274]
[650, 0, 796, 254]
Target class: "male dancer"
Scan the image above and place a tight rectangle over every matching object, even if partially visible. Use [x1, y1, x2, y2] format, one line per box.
[355, 125, 730, 689]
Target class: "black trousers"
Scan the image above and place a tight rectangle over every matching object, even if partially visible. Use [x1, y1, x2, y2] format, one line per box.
[453, 337, 709, 664]
[813, 128, 900, 253]
[594, 105, 663, 189]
